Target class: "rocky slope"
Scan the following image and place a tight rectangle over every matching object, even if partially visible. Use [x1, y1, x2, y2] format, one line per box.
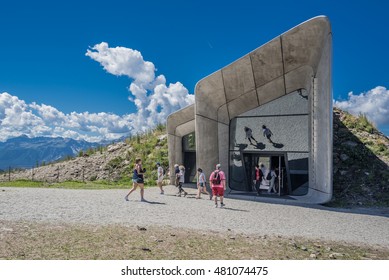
[332, 108, 389, 206]
[2, 128, 168, 185]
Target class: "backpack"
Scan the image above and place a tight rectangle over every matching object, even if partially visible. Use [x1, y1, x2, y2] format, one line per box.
[211, 171, 221, 185]
[266, 171, 272, 181]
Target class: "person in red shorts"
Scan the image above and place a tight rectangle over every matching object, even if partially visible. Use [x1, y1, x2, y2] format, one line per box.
[209, 163, 226, 208]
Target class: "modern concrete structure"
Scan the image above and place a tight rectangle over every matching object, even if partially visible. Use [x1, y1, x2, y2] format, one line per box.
[167, 16, 332, 204]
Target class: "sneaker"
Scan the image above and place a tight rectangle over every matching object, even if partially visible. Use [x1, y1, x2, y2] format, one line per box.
[160, 190, 164, 195]
[140, 198, 146, 202]
[125, 196, 129, 201]
[214, 204, 218, 208]
[220, 203, 226, 208]
[209, 195, 213, 200]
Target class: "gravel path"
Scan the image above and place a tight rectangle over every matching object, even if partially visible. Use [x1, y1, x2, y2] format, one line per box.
[1, 186, 389, 248]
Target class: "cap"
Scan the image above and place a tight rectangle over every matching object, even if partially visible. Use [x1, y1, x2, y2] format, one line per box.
[216, 163, 221, 169]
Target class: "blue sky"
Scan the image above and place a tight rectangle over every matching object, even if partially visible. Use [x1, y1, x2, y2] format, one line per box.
[1, 0, 388, 140]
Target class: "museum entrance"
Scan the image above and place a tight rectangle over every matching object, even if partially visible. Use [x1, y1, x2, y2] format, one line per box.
[242, 153, 288, 196]
[182, 132, 196, 183]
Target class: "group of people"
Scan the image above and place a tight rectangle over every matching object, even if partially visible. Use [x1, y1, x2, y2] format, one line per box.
[124, 158, 227, 208]
[253, 163, 278, 196]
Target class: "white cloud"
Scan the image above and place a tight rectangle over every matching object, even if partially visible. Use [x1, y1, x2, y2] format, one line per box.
[0, 92, 133, 142]
[0, 42, 194, 142]
[86, 42, 194, 132]
[334, 86, 389, 126]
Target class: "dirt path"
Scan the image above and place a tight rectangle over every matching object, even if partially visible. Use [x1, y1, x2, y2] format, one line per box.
[1, 186, 388, 249]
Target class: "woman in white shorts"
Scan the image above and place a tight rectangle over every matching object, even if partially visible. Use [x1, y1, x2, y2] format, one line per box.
[196, 168, 210, 199]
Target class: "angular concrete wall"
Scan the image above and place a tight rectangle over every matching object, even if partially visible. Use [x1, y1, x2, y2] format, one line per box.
[194, 16, 332, 204]
[166, 104, 195, 184]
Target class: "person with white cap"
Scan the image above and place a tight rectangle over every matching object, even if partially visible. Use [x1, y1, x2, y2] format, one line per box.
[209, 163, 226, 208]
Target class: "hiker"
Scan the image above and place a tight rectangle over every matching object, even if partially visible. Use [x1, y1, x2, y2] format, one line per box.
[254, 164, 263, 195]
[196, 168, 211, 199]
[174, 164, 180, 189]
[209, 163, 226, 208]
[244, 126, 257, 145]
[156, 162, 164, 195]
[267, 166, 277, 194]
[177, 165, 188, 197]
[125, 158, 146, 202]
[262, 125, 274, 144]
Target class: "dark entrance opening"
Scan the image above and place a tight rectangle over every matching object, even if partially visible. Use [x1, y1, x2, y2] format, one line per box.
[183, 152, 196, 183]
[242, 153, 288, 195]
[182, 132, 196, 183]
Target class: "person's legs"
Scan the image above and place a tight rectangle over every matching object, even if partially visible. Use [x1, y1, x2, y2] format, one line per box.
[139, 183, 145, 200]
[196, 184, 201, 198]
[125, 182, 138, 200]
[158, 181, 164, 194]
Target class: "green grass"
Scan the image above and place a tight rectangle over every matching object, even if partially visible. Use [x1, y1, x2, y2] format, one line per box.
[0, 179, 151, 190]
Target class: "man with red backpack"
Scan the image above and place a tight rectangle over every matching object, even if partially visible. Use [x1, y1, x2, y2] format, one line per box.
[209, 163, 226, 208]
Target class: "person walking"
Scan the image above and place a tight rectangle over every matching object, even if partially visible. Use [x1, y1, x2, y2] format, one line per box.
[254, 164, 263, 195]
[125, 158, 146, 202]
[156, 162, 164, 195]
[196, 168, 210, 199]
[267, 166, 277, 194]
[209, 163, 226, 208]
[262, 125, 274, 144]
[177, 165, 188, 197]
[174, 163, 180, 188]
[244, 126, 257, 145]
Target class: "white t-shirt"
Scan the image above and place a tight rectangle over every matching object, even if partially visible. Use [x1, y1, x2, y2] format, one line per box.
[199, 172, 206, 183]
[179, 170, 185, 183]
[157, 166, 164, 181]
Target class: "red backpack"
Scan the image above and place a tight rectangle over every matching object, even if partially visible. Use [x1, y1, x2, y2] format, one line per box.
[211, 171, 221, 185]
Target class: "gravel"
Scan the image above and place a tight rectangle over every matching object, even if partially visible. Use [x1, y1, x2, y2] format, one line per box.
[1, 186, 389, 248]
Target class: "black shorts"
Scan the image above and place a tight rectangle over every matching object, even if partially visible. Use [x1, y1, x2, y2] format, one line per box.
[132, 178, 144, 184]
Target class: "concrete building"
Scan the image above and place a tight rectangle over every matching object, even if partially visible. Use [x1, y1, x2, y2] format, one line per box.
[167, 16, 332, 204]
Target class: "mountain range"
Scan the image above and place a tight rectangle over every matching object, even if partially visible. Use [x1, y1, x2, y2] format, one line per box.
[0, 135, 100, 170]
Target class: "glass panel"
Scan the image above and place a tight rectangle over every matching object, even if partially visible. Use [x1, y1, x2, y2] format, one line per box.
[229, 151, 247, 191]
[182, 132, 196, 152]
[287, 153, 309, 195]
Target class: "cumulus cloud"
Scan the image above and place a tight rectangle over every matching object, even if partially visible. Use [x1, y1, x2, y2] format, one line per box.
[334, 86, 389, 126]
[85, 42, 194, 132]
[0, 92, 134, 142]
[0, 42, 194, 142]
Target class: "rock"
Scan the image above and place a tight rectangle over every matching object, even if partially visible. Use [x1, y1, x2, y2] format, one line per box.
[141, 248, 151, 252]
[342, 141, 358, 147]
[340, 154, 349, 161]
[230, 237, 236, 240]
[300, 246, 308, 251]
[329, 252, 344, 259]
[309, 253, 317, 259]
[136, 226, 147, 231]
